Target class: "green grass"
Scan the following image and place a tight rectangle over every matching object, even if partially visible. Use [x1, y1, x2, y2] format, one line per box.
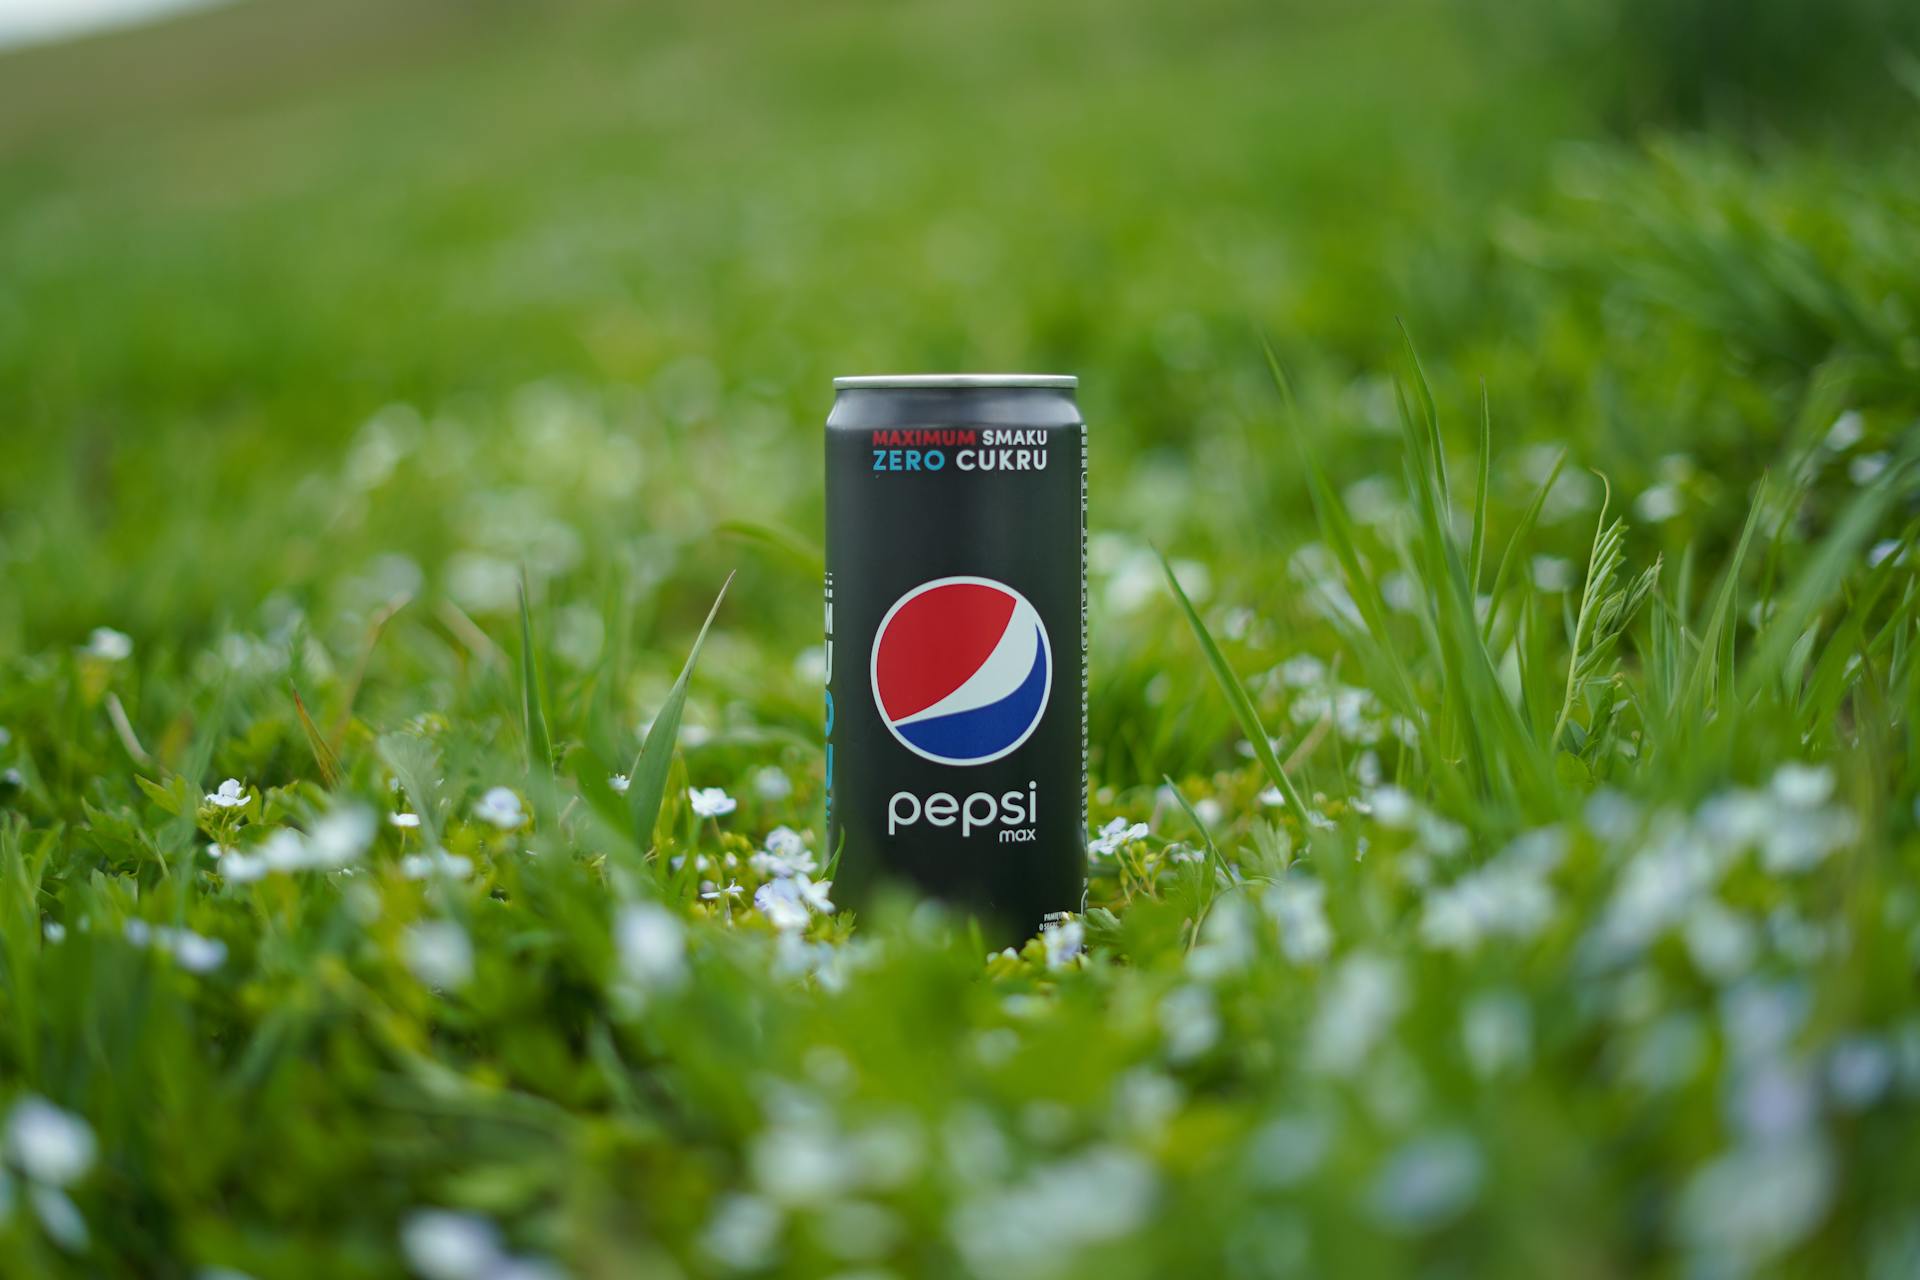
[4, 0, 1920, 1275]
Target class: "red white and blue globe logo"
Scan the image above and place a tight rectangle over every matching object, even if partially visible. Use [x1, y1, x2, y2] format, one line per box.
[870, 576, 1052, 766]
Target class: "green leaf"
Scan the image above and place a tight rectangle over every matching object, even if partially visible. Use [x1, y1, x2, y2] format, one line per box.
[627, 573, 734, 856]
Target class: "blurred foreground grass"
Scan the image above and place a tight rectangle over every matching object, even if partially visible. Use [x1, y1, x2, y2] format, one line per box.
[3, 0, 1920, 1276]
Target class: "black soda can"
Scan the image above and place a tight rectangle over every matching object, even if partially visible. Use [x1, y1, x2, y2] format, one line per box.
[824, 374, 1087, 936]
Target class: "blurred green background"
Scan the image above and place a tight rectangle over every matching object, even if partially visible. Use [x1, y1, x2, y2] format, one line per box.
[6, 0, 1914, 777]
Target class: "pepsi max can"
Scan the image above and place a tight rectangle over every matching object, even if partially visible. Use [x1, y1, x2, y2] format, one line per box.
[824, 374, 1086, 935]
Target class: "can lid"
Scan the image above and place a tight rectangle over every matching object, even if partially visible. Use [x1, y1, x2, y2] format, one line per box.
[833, 373, 1077, 390]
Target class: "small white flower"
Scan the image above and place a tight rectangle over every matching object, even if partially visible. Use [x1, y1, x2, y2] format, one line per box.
[754, 878, 812, 931]
[689, 786, 737, 819]
[473, 787, 525, 830]
[607, 773, 630, 795]
[1531, 556, 1574, 593]
[1849, 452, 1889, 486]
[390, 812, 423, 830]
[30, 1183, 87, 1251]
[404, 921, 474, 990]
[1262, 878, 1332, 964]
[204, 779, 249, 809]
[218, 851, 267, 883]
[752, 766, 793, 800]
[1634, 484, 1681, 523]
[701, 880, 744, 902]
[1369, 1132, 1483, 1233]
[1087, 817, 1149, 858]
[615, 901, 688, 991]
[81, 627, 133, 661]
[1825, 409, 1864, 451]
[401, 850, 474, 881]
[400, 1209, 501, 1280]
[1159, 985, 1219, 1061]
[793, 875, 834, 915]
[1770, 762, 1834, 809]
[42, 921, 66, 945]
[1042, 919, 1084, 969]
[5, 1097, 96, 1187]
[306, 807, 375, 868]
[166, 929, 227, 974]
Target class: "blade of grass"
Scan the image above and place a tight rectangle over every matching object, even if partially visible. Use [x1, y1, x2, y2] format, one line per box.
[627, 573, 734, 857]
[519, 570, 553, 779]
[1484, 449, 1566, 643]
[1158, 549, 1308, 818]
[291, 682, 341, 789]
[1469, 381, 1491, 595]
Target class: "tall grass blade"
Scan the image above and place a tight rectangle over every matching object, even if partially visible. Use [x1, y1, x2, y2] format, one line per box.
[291, 682, 341, 789]
[518, 570, 553, 779]
[627, 573, 734, 854]
[1159, 549, 1307, 817]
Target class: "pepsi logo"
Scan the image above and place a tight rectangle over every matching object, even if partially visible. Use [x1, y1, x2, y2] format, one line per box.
[870, 576, 1052, 766]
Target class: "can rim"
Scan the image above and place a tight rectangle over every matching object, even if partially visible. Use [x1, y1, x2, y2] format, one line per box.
[832, 373, 1077, 390]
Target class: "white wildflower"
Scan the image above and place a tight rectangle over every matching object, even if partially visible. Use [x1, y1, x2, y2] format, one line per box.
[401, 850, 474, 881]
[1634, 484, 1681, 523]
[29, 1184, 87, 1251]
[755, 879, 812, 931]
[1683, 902, 1758, 982]
[1368, 785, 1417, 829]
[306, 807, 375, 868]
[948, 1147, 1156, 1278]
[1849, 452, 1889, 485]
[752, 766, 793, 800]
[1420, 859, 1555, 952]
[1041, 919, 1084, 969]
[1369, 1132, 1482, 1233]
[403, 921, 474, 990]
[751, 827, 817, 879]
[1531, 555, 1574, 593]
[204, 779, 249, 809]
[700, 1192, 782, 1271]
[1262, 878, 1332, 965]
[1825, 410, 1864, 450]
[689, 786, 737, 819]
[390, 812, 423, 829]
[1827, 1037, 1894, 1110]
[1461, 992, 1532, 1079]
[473, 787, 525, 830]
[217, 850, 267, 883]
[81, 627, 133, 661]
[793, 875, 834, 915]
[5, 1097, 95, 1187]
[607, 774, 630, 795]
[1678, 1139, 1832, 1265]
[615, 901, 687, 992]
[1087, 817, 1148, 858]
[1308, 952, 1402, 1074]
[1243, 1113, 1332, 1189]
[1277, 655, 1327, 688]
[165, 929, 227, 974]
[1768, 763, 1832, 809]
[1158, 985, 1219, 1061]
[42, 922, 65, 944]
[400, 1209, 501, 1280]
